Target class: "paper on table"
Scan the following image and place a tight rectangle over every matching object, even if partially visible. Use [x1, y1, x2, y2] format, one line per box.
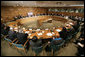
[25, 31, 29, 33]
[37, 29, 40, 31]
[29, 34, 31, 36]
[10, 27, 13, 30]
[46, 33, 53, 36]
[37, 33, 43, 36]
[56, 29, 61, 32]
[29, 29, 32, 30]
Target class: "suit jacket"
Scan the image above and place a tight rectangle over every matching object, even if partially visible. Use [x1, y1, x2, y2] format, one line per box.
[17, 33, 28, 44]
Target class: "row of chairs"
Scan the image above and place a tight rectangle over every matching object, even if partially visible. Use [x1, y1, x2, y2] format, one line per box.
[4, 36, 29, 55]
[3, 22, 80, 56]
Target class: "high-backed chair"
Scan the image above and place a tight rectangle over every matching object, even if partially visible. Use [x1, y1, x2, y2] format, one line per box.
[12, 39, 29, 55]
[4, 36, 18, 47]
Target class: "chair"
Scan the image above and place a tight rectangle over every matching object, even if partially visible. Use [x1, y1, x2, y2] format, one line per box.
[72, 31, 77, 37]
[12, 40, 29, 55]
[50, 44, 59, 56]
[57, 40, 65, 48]
[49, 39, 65, 56]
[4, 37, 18, 47]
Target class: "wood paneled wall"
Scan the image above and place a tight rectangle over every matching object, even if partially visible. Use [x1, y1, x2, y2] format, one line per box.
[1, 6, 84, 23]
[1, 6, 48, 22]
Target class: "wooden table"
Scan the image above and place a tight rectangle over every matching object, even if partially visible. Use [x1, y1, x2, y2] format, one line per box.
[27, 29, 60, 39]
[8, 25, 61, 39]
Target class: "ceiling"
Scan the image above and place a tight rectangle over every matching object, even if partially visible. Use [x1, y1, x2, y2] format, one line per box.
[1, 1, 84, 7]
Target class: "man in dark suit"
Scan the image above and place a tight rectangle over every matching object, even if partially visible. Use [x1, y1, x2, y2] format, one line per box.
[17, 32, 28, 44]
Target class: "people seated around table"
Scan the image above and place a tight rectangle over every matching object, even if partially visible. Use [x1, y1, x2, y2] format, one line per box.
[29, 36, 43, 56]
